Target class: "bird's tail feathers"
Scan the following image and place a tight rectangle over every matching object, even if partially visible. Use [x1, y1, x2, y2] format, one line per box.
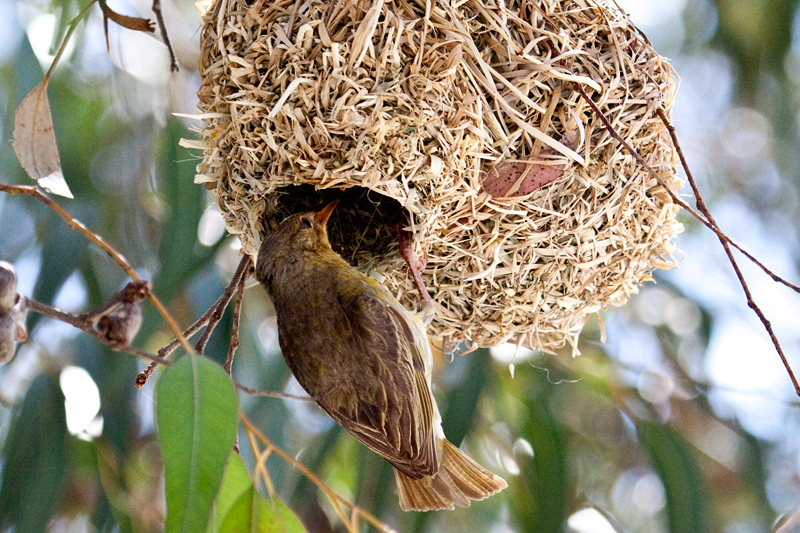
[394, 439, 507, 512]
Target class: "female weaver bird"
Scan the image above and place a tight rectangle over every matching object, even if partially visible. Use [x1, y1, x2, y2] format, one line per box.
[255, 200, 507, 511]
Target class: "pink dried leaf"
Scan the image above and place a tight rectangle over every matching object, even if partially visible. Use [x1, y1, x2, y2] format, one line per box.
[481, 130, 577, 198]
[482, 157, 565, 197]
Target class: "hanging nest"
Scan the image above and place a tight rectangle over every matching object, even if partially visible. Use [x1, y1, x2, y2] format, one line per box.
[192, 0, 683, 352]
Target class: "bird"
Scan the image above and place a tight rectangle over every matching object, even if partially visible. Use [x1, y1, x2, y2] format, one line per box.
[255, 200, 507, 511]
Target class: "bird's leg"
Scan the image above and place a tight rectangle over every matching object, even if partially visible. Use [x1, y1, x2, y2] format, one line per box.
[397, 223, 431, 302]
[397, 223, 436, 325]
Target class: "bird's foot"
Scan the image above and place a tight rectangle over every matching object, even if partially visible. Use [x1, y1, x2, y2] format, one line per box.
[397, 222, 434, 308]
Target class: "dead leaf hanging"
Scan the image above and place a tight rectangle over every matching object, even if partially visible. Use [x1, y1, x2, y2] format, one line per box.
[12, 80, 74, 199]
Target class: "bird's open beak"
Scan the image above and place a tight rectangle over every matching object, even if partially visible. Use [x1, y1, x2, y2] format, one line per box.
[315, 199, 339, 227]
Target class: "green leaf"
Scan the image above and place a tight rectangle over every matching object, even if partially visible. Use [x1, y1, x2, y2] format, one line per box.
[208, 452, 253, 533]
[209, 451, 306, 533]
[219, 487, 306, 533]
[0, 373, 68, 533]
[94, 439, 136, 533]
[638, 420, 708, 533]
[506, 363, 572, 533]
[441, 347, 492, 446]
[156, 354, 239, 533]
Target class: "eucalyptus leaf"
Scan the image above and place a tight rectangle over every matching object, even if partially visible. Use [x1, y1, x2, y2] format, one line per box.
[0, 373, 68, 533]
[156, 354, 239, 533]
[12, 80, 73, 198]
[208, 451, 252, 533]
[638, 420, 708, 533]
[506, 364, 571, 533]
[219, 486, 306, 533]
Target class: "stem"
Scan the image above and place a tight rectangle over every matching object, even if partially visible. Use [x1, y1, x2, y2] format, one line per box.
[225, 261, 252, 373]
[655, 108, 800, 294]
[151, 0, 179, 72]
[195, 255, 252, 355]
[233, 382, 312, 401]
[24, 297, 169, 366]
[240, 414, 398, 533]
[137, 255, 252, 387]
[44, 0, 99, 82]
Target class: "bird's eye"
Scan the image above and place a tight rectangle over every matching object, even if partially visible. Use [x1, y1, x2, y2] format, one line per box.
[300, 217, 312, 229]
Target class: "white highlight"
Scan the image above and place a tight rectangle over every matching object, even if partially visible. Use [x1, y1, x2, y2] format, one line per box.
[198, 207, 226, 246]
[567, 508, 618, 533]
[60, 366, 103, 440]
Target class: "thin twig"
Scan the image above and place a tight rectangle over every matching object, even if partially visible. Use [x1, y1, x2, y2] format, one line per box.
[184, 258, 248, 356]
[233, 382, 313, 401]
[44, 0, 99, 82]
[225, 261, 252, 373]
[0, 185, 135, 275]
[151, 0, 179, 72]
[240, 414, 398, 533]
[136, 255, 253, 387]
[24, 297, 169, 366]
[196, 255, 252, 355]
[245, 429, 277, 498]
[136, 300, 219, 387]
[573, 84, 800, 397]
[655, 108, 800, 294]
[0, 184, 193, 355]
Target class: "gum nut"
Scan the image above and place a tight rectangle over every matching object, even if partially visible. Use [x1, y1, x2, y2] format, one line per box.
[11, 300, 27, 342]
[0, 261, 16, 314]
[97, 302, 142, 348]
[0, 314, 17, 364]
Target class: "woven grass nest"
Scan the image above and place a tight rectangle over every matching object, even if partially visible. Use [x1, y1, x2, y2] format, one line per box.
[193, 0, 683, 352]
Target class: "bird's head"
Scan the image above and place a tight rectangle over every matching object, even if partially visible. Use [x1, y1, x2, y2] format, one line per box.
[255, 200, 339, 282]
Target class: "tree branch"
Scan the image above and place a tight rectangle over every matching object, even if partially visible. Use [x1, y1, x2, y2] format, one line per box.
[573, 83, 800, 397]
[0, 184, 193, 355]
[24, 297, 169, 366]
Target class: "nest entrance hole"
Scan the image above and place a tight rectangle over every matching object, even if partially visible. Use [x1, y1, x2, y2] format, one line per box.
[263, 185, 406, 268]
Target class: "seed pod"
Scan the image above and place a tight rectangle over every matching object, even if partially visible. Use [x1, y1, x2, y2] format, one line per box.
[0, 313, 17, 363]
[11, 298, 27, 343]
[0, 293, 27, 364]
[121, 280, 150, 304]
[96, 301, 143, 349]
[0, 261, 17, 314]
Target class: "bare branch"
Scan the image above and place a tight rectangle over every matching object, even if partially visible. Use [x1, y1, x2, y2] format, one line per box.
[137, 254, 253, 387]
[23, 297, 169, 366]
[0, 184, 194, 355]
[196, 255, 252, 355]
[151, 0, 179, 72]
[225, 261, 252, 373]
[573, 83, 800, 397]
[655, 108, 800, 294]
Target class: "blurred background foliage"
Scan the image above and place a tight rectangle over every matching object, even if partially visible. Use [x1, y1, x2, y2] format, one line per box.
[1, 0, 799, 531]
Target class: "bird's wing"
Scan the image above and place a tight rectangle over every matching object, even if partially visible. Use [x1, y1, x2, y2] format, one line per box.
[316, 286, 439, 479]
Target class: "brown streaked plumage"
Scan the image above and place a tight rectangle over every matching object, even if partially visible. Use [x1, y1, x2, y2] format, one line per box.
[255, 200, 507, 511]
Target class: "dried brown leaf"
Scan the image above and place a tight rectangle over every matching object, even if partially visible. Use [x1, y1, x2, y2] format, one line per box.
[100, 0, 155, 35]
[12, 81, 74, 198]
